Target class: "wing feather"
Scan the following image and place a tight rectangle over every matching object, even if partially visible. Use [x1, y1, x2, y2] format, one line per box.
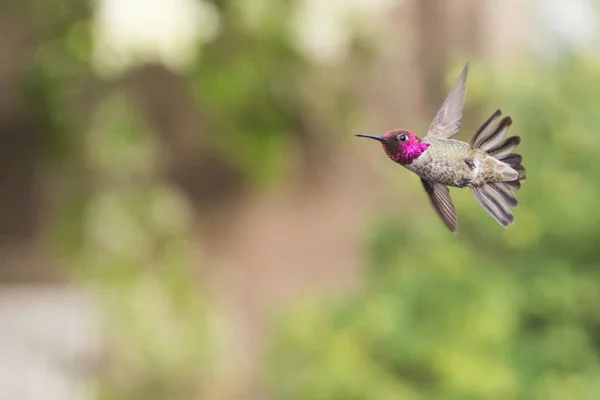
[420, 178, 459, 232]
[426, 63, 469, 139]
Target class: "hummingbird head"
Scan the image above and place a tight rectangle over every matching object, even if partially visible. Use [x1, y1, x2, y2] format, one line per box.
[355, 129, 430, 165]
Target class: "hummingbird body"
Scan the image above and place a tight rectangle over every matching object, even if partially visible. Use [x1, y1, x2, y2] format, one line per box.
[404, 136, 512, 188]
[356, 64, 526, 232]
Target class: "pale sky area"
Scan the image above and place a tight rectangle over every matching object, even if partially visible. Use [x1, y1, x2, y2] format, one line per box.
[90, 0, 396, 75]
[292, 0, 397, 63]
[533, 0, 598, 57]
[92, 0, 220, 77]
[91, 0, 599, 77]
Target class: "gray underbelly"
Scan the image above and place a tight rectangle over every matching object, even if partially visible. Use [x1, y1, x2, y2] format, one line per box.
[405, 155, 475, 187]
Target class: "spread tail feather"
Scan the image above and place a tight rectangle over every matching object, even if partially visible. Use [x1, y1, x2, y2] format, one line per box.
[470, 110, 527, 227]
[471, 109, 512, 152]
[472, 109, 527, 186]
[471, 185, 515, 227]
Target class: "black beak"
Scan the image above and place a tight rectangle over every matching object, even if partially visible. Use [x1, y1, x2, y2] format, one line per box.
[355, 134, 384, 142]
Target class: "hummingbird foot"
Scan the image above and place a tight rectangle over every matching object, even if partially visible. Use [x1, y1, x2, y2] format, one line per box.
[457, 177, 472, 188]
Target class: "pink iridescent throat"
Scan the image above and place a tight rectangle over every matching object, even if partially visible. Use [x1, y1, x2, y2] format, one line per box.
[388, 135, 430, 165]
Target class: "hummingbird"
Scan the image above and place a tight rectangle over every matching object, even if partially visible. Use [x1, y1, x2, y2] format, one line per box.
[356, 63, 526, 232]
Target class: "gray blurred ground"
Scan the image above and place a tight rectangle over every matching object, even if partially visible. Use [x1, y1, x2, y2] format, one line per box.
[0, 286, 100, 400]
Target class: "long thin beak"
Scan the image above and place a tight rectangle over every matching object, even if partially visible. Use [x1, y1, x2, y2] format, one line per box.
[355, 134, 384, 142]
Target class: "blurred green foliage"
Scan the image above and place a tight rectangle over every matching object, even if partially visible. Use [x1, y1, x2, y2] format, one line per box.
[65, 92, 215, 399]
[8, 0, 600, 397]
[190, 0, 309, 186]
[15, 0, 342, 397]
[267, 58, 600, 400]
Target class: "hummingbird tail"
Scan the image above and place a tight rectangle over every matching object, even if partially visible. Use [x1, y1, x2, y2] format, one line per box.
[471, 109, 527, 188]
[498, 153, 526, 190]
[471, 147, 526, 227]
[470, 109, 527, 227]
[471, 185, 516, 227]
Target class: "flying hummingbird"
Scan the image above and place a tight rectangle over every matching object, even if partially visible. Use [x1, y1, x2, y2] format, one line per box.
[356, 63, 526, 232]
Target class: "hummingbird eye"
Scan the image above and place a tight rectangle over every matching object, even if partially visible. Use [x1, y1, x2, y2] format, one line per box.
[397, 133, 408, 142]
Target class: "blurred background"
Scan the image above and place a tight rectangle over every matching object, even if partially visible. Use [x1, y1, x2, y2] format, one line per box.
[1, 0, 600, 399]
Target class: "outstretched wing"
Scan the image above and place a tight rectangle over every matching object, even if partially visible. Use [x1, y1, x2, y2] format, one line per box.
[420, 178, 459, 232]
[425, 63, 469, 139]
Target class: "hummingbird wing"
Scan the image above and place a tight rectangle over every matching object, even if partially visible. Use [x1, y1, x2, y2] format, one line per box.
[420, 178, 458, 232]
[425, 63, 469, 140]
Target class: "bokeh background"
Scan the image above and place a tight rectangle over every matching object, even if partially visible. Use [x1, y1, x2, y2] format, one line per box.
[1, 0, 600, 399]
